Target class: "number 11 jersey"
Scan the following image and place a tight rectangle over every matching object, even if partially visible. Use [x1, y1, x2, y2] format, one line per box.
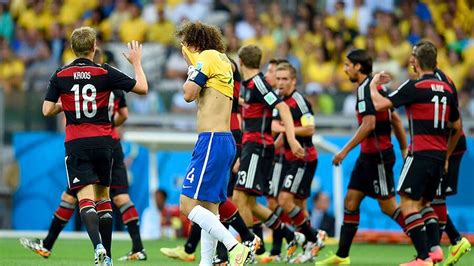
[45, 58, 136, 152]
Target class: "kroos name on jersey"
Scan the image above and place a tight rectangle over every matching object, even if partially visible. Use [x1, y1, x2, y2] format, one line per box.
[74, 72, 91, 80]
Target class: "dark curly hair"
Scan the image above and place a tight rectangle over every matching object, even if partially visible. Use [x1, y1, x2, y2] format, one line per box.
[175, 21, 226, 53]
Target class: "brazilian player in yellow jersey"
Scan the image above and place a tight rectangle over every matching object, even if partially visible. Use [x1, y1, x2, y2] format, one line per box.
[175, 22, 251, 266]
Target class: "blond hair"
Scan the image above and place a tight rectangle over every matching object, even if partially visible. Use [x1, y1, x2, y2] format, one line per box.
[70, 27, 96, 57]
[276, 62, 297, 79]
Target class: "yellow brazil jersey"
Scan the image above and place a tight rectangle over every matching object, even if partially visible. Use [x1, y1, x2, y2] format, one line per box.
[182, 46, 233, 98]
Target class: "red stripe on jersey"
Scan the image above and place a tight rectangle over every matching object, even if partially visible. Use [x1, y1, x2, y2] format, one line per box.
[410, 135, 447, 152]
[285, 146, 317, 162]
[361, 135, 393, 153]
[243, 132, 274, 145]
[415, 80, 453, 94]
[57, 66, 108, 78]
[61, 91, 111, 111]
[233, 80, 240, 99]
[230, 112, 241, 131]
[111, 128, 120, 140]
[65, 123, 112, 142]
[408, 103, 451, 122]
[242, 103, 272, 119]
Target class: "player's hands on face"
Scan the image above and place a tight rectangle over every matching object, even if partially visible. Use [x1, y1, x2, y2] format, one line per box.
[332, 150, 347, 166]
[181, 44, 192, 66]
[371, 71, 392, 87]
[289, 139, 305, 159]
[123, 40, 142, 66]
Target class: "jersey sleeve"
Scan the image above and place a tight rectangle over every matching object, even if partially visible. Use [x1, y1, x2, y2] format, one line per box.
[105, 64, 136, 92]
[388, 80, 416, 108]
[357, 84, 376, 116]
[44, 72, 60, 102]
[115, 90, 127, 108]
[295, 94, 315, 127]
[188, 53, 211, 88]
[253, 77, 281, 109]
[449, 94, 460, 122]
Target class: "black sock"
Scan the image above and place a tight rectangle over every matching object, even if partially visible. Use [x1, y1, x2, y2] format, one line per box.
[185, 223, 202, 254]
[97, 200, 113, 257]
[43, 216, 68, 250]
[289, 206, 317, 242]
[43, 200, 76, 250]
[404, 212, 429, 260]
[264, 213, 294, 243]
[252, 222, 266, 254]
[119, 201, 144, 252]
[225, 212, 254, 242]
[421, 207, 440, 250]
[336, 209, 359, 258]
[79, 199, 101, 248]
[445, 215, 462, 245]
[270, 228, 283, 256]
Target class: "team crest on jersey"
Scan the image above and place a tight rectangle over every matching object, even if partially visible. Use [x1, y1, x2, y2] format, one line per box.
[358, 101, 366, 112]
[196, 62, 203, 71]
[264, 92, 278, 105]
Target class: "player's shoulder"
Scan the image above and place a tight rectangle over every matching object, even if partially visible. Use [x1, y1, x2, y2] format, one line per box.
[291, 90, 311, 113]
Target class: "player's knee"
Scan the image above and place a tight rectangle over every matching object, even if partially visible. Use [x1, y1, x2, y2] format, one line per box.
[344, 196, 360, 211]
[277, 192, 294, 211]
[378, 198, 397, 216]
[232, 190, 246, 206]
[61, 192, 77, 205]
[112, 193, 130, 206]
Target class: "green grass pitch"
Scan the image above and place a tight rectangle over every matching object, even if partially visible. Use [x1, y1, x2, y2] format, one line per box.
[1, 238, 473, 265]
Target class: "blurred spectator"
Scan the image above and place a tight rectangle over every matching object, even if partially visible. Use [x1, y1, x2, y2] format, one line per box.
[46, 23, 66, 64]
[303, 46, 334, 90]
[235, 3, 257, 40]
[119, 3, 148, 43]
[310, 192, 335, 237]
[17, 0, 53, 30]
[373, 50, 402, 88]
[386, 26, 411, 67]
[16, 28, 47, 66]
[242, 21, 276, 64]
[142, 0, 171, 24]
[170, 0, 210, 24]
[147, 6, 176, 46]
[0, 3, 14, 42]
[0, 43, 25, 93]
[108, 0, 131, 40]
[461, 65, 474, 117]
[23, 44, 59, 92]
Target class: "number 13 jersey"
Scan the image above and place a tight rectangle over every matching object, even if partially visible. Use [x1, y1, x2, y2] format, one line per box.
[45, 58, 136, 152]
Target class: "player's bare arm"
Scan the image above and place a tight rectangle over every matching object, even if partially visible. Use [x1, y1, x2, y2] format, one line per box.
[333, 114, 375, 166]
[42, 101, 63, 117]
[446, 118, 462, 163]
[114, 107, 129, 127]
[369, 71, 393, 111]
[391, 111, 408, 158]
[182, 76, 202, 102]
[122, 40, 148, 95]
[275, 102, 304, 158]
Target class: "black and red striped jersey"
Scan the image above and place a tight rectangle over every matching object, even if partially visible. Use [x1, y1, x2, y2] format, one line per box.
[388, 74, 460, 161]
[241, 72, 281, 146]
[279, 90, 317, 162]
[356, 76, 393, 154]
[109, 90, 127, 140]
[434, 68, 466, 155]
[230, 62, 242, 147]
[45, 58, 136, 152]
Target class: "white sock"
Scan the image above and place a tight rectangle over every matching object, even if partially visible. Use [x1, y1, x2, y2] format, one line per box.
[199, 229, 217, 266]
[188, 205, 239, 250]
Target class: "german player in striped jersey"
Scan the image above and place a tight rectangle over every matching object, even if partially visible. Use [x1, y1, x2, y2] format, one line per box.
[431, 67, 471, 265]
[369, 41, 462, 266]
[318, 49, 408, 265]
[20, 48, 147, 263]
[271, 62, 326, 263]
[38, 27, 148, 265]
[233, 44, 307, 261]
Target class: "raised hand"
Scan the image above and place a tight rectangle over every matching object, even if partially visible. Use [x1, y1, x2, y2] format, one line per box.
[122, 40, 142, 66]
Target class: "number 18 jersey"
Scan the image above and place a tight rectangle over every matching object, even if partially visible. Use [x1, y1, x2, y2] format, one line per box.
[45, 58, 136, 152]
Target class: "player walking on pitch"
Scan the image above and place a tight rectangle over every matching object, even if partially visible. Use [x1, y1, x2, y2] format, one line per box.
[40, 26, 148, 265]
[175, 21, 250, 266]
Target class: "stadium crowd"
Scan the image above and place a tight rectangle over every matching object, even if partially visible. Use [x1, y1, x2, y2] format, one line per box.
[1, 0, 474, 116]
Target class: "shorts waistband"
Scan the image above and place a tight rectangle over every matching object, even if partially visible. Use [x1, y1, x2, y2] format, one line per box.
[198, 131, 232, 137]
